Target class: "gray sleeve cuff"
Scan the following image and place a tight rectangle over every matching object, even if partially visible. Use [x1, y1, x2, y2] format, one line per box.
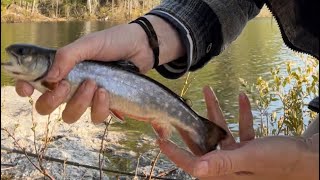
[148, 0, 262, 79]
[148, 0, 223, 79]
[148, 10, 196, 79]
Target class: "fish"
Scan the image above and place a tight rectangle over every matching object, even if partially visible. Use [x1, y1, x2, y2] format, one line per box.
[1, 43, 227, 155]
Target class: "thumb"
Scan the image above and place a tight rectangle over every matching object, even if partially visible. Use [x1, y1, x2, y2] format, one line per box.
[193, 149, 249, 177]
[46, 32, 106, 82]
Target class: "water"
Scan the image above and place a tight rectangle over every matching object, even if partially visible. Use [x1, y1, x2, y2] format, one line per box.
[0, 18, 305, 149]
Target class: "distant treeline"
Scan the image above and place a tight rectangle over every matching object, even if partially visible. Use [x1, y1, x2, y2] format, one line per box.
[1, 0, 161, 20]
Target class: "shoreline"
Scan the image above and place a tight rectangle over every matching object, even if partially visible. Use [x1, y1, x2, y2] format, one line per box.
[1, 5, 272, 23]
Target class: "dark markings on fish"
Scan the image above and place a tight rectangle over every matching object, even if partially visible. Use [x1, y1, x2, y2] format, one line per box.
[12, 71, 21, 75]
[2, 43, 228, 155]
[85, 60, 140, 73]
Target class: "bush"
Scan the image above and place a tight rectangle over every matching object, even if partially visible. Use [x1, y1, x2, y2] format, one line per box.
[240, 54, 319, 137]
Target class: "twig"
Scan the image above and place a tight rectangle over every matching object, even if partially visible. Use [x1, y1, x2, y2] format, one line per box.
[80, 169, 88, 180]
[50, 105, 63, 139]
[2, 128, 41, 171]
[28, 97, 54, 179]
[180, 72, 195, 98]
[180, 72, 191, 97]
[157, 168, 178, 177]
[41, 113, 52, 155]
[62, 158, 67, 180]
[148, 150, 162, 180]
[1, 128, 54, 180]
[1, 146, 176, 180]
[1, 163, 17, 167]
[1, 166, 15, 171]
[99, 117, 112, 180]
[28, 97, 40, 159]
[133, 154, 142, 180]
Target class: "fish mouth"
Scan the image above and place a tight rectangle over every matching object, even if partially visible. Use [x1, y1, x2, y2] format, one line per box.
[1, 49, 21, 75]
[1, 52, 23, 76]
[1, 61, 22, 75]
[1, 62, 13, 66]
[5, 47, 21, 65]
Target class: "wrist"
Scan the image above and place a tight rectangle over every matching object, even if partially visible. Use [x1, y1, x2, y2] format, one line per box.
[128, 15, 186, 73]
[127, 23, 154, 73]
[145, 15, 186, 65]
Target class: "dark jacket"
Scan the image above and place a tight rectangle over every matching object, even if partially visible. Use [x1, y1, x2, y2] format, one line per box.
[148, 0, 319, 112]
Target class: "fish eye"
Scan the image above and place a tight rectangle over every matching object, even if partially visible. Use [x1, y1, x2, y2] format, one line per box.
[16, 47, 29, 56]
[17, 48, 23, 55]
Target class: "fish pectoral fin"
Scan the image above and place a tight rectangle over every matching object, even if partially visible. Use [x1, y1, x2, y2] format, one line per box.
[110, 109, 155, 122]
[150, 121, 171, 140]
[173, 125, 204, 156]
[110, 109, 126, 121]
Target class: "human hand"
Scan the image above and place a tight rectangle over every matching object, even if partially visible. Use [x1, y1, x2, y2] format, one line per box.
[158, 86, 319, 180]
[15, 15, 185, 124]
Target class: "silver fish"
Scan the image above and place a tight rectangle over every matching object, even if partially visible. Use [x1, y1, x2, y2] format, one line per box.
[2, 43, 227, 155]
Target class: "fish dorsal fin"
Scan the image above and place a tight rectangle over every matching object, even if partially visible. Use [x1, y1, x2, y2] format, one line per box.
[180, 97, 193, 107]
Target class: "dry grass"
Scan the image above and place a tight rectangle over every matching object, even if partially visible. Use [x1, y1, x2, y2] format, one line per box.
[1, 4, 66, 23]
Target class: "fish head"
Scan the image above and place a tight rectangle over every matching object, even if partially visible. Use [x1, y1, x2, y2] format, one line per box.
[2, 44, 55, 81]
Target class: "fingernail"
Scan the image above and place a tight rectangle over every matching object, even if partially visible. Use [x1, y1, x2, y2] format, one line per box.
[83, 80, 96, 90]
[98, 88, 106, 100]
[239, 92, 246, 100]
[194, 161, 208, 177]
[46, 68, 60, 81]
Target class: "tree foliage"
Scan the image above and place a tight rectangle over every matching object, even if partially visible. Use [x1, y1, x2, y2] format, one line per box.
[2, 0, 161, 20]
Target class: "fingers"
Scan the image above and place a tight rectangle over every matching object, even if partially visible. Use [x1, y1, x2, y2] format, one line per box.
[62, 80, 97, 124]
[193, 150, 247, 177]
[238, 92, 255, 142]
[159, 139, 248, 178]
[203, 86, 235, 147]
[91, 88, 110, 124]
[15, 80, 34, 97]
[35, 80, 70, 115]
[46, 33, 105, 82]
[157, 140, 196, 173]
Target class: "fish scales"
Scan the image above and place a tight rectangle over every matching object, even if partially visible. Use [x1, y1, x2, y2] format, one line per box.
[69, 61, 202, 136]
[2, 43, 227, 155]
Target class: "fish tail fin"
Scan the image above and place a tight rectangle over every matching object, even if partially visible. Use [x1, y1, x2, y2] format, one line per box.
[199, 116, 227, 152]
[173, 116, 227, 156]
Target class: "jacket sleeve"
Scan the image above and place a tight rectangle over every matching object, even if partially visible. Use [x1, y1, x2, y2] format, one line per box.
[148, 0, 264, 79]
